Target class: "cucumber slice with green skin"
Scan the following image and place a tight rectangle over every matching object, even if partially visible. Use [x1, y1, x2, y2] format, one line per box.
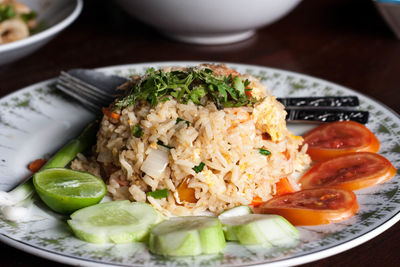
[218, 205, 253, 241]
[218, 205, 253, 219]
[149, 216, 225, 256]
[221, 214, 299, 247]
[68, 200, 162, 244]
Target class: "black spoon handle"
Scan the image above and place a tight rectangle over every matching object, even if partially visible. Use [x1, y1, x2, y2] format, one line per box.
[277, 96, 359, 107]
[285, 108, 369, 124]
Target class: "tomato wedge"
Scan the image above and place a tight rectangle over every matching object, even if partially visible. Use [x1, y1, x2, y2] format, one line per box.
[299, 152, 396, 191]
[303, 121, 380, 161]
[256, 188, 358, 225]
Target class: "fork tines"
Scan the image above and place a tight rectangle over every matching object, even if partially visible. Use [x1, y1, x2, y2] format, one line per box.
[57, 72, 116, 113]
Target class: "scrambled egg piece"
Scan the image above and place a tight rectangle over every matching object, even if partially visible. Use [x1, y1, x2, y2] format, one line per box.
[202, 170, 216, 187]
[192, 148, 201, 162]
[248, 81, 265, 99]
[150, 142, 158, 149]
[252, 95, 287, 142]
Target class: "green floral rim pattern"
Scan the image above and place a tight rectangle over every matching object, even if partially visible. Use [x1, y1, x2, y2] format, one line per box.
[0, 62, 399, 267]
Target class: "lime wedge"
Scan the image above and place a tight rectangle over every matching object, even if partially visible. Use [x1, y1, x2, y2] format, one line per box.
[33, 168, 107, 214]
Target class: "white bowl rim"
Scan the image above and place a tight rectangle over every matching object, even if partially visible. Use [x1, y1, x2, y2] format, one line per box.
[0, 0, 83, 53]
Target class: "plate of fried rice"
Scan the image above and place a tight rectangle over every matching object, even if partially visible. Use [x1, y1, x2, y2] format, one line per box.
[0, 62, 399, 266]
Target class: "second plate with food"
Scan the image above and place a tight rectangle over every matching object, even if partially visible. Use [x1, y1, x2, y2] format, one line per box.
[0, 62, 399, 266]
[0, 0, 82, 66]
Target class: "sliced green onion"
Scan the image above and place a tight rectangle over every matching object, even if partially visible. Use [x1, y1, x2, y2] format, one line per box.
[132, 124, 143, 138]
[176, 117, 190, 126]
[157, 140, 173, 149]
[193, 162, 205, 173]
[259, 148, 271, 156]
[0, 5, 16, 22]
[147, 189, 168, 199]
[20, 11, 37, 22]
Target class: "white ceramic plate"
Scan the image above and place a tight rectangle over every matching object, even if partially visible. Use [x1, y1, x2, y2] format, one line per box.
[0, 0, 82, 66]
[0, 62, 399, 266]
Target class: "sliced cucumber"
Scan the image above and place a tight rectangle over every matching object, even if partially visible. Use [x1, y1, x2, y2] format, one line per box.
[218, 205, 253, 241]
[220, 214, 299, 247]
[218, 205, 253, 219]
[149, 216, 225, 256]
[68, 200, 162, 244]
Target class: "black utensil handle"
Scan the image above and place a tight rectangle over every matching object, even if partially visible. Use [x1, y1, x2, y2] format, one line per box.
[286, 108, 369, 124]
[277, 96, 359, 107]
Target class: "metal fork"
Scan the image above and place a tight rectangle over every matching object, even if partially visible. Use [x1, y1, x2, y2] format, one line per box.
[57, 69, 128, 113]
[56, 69, 369, 124]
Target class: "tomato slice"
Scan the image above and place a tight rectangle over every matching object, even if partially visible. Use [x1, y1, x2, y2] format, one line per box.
[299, 152, 396, 191]
[303, 121, 380, 161]
[256, 188, 358, 225]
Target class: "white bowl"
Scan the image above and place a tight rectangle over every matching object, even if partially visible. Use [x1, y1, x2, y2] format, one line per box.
[0, 0, 83, 66]
[114, 0, 302, 45]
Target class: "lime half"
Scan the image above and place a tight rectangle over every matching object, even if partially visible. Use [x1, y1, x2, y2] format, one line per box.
[33, 168, 107, 214]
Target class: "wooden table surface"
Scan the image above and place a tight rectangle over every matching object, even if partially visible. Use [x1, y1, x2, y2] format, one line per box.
[1, 0, 399, 266]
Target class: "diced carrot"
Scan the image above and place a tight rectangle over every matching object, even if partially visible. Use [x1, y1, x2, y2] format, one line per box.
[110, 112, 120, 120]
[250, 196, 263, 207]
[275, 177, 295, 196]
[102, 107, 120, 120]
[177, 177, 197, 203]
[28, 158, 47, 173]
[245, 87, 252, 99]
[283, 149, 291, 160]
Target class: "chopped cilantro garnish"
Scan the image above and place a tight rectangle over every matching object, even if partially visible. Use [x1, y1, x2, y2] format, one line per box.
[116, 67, 261, 110]
[132, 124, 143, 138]
[20, 11, 37, 22]
[233, 76, 245, 95]
[259, 148, 271, 156]
[147, 189, 168, 199]
[176, 117, 190, 126]
[0, 4, 16, 22]
[157, 140, 173, 149]
[193, 162, 205, 173]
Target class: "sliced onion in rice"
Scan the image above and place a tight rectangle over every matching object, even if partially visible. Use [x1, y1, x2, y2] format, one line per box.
[141, 148, 170, 179]
[287, 172, 302, 191]
[97, 150, 113, 163]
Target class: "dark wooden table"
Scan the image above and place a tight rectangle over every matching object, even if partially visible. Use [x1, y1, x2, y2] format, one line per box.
[1, 0, 399, 266]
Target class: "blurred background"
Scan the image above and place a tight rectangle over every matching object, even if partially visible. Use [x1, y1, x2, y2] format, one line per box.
[1, 0, 400, 111]
[0, 0, 400, 266]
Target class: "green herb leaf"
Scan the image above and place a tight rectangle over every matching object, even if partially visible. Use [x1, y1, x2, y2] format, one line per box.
[233, 76, 245, 96]
[193, 162, 205, 173]
[157, 140, 173, 149]
[20, 11, 37, 22]
[0, 4, 16, 22]
[116, 67, 262, 110]
[176, 117, 190, 126]
[259, 148, 271, 156]
[147, 189, 168, 199]
[132, 124, 143, 138]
